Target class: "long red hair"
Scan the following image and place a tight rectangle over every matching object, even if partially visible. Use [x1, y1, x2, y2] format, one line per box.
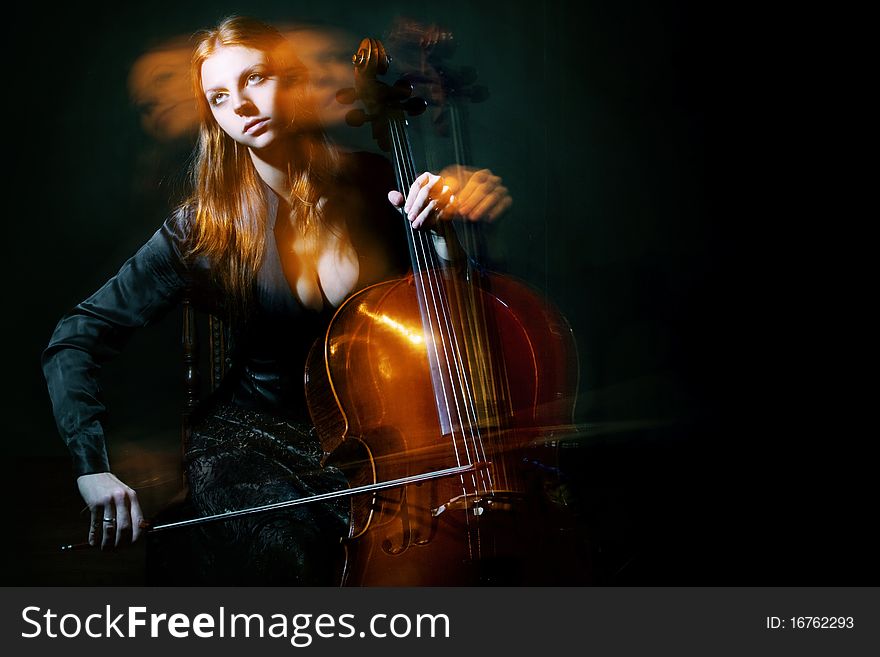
[185, 16, 338, 314]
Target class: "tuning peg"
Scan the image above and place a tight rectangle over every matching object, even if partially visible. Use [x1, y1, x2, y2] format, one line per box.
[403, 97, 428, 116]
[345, 108, 369, 127]
[392, 79, 414, 100]
[336, 87, 358, 105]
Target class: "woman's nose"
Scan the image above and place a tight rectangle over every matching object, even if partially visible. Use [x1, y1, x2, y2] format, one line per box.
[233, 92, 256, 116]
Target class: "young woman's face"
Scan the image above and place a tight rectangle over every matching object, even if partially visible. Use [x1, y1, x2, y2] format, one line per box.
[200, 45, 295, 150]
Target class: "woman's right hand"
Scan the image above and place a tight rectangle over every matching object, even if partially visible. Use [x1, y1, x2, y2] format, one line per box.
[76, 472, 145, 549]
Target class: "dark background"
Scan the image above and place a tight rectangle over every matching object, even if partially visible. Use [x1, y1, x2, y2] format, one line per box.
[4, 0, 870, 585]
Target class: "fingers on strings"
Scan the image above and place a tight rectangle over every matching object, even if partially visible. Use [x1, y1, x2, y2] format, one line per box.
[405, 173, 455, 229]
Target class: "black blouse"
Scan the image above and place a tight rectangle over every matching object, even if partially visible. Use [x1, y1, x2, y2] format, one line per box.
[42, 152, 408, 478]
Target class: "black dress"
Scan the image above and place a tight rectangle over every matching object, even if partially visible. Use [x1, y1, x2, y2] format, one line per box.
[41, 152, 409, 585]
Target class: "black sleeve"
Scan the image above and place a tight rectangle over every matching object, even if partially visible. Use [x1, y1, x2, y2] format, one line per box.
[41, 209, 192, 477]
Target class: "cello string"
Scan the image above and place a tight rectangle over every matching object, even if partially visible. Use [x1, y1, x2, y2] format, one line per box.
[448, 97, 506, 479]
[389, 118, 474, 494]
[394, 118, 468, 467]
[431, 152, 496, 493]
[411, 103, 499, 551]
[389, 117, 478, 560]
[451, 261, 506, 490]
[430, 233, 491, 493]
[389, 119, 457, 451]
[443, 237, 496, 491]
[390, 117, 493, 538]
[447, 103, 509, 491]
[396, 123, 483, 488]
[431, 224, 492, 491]
[428, 117, 494, 491]
[402, 126, 491, 495]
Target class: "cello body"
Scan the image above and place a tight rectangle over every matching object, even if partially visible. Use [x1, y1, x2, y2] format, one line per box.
[305, 267, 580, 585]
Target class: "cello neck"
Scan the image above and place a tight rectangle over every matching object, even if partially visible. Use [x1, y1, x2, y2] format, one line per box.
[386, 113, 463, 437]
[348, 37, 502, 454]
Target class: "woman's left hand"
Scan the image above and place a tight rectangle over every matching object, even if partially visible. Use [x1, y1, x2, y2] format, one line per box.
[388, 167, 511, 230]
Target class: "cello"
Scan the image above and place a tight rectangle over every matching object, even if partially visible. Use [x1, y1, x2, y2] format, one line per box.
[305, 38, 584, 585]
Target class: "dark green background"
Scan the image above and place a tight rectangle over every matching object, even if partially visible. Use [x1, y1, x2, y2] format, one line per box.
[4, 1, 867, 585]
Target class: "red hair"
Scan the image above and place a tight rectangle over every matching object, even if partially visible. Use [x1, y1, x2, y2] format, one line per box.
[185, 16, 338, 314]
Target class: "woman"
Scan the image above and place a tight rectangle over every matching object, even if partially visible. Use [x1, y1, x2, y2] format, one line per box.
[42, 16, 504, 584]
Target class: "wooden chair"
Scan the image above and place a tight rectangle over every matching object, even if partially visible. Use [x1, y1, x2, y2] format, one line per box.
[180, 295, 229, 444]
[145, 295, 229, 583]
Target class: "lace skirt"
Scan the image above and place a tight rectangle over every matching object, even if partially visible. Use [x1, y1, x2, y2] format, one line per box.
[146, 403, 349, 585]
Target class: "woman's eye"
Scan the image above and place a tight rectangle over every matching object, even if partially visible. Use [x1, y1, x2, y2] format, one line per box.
[247, 73, 265, 84]
[209, 93, 228, 107]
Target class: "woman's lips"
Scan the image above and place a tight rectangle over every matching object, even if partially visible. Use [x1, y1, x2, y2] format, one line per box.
[243, 118, 270, 134]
